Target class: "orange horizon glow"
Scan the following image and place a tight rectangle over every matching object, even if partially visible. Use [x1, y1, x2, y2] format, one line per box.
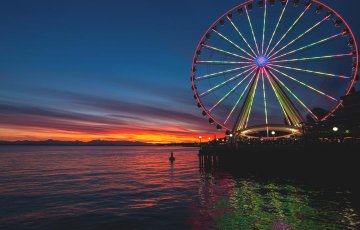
[0, 127, 222, 144]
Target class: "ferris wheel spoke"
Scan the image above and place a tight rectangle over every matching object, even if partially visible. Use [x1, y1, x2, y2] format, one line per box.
[224, 69, 258, 124]
[263, 69, 291, 125]
[244, 74, 260, 128]
[199, 66, 256, 97]
[270, 32, 344, 60]
[196, 60, 253, 65]
[202, 44, 253, 61]
[268, 66, 337, 101]
[269, 64, 350, 79]
[191, 1, 355, 132]
[227, 16, 257, 57]
[261, 69, 269, 135]
[245, 6, 260, 55]
[209, 67, 258, 112]
[266, 68, 319, 121]
[233, 71, 261, 130]
[264, 0, 289, 55]
[195, 64, 254, 80]
[266, 3, 311, 57]
[271, 53, 353, 63]
[212, 29, 256, 59]
[261, 0, 267, 55]
[269, 15, 330, 59]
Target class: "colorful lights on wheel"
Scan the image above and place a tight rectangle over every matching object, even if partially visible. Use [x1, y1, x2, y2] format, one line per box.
[191, 0, 358, 137]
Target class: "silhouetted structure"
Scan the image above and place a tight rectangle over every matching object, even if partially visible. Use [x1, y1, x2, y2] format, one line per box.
[169, 152, 175, 162]
[306, 107, 329, 124]
[306, 90, 360, 139]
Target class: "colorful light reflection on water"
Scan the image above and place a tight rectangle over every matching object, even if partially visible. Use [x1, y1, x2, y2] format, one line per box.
[0, 146, 359, 229]
[192, 176, 359, 229]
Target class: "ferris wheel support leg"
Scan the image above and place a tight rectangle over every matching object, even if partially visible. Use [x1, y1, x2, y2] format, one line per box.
[209, 68, 258, 112]
[261, 69, 269, 137]
[263, 68, 304, 126]
[266, 68, 318, 122]
[267, 66, 338, 101]
[224, 70, 258, 125]
[233, 69, 260, 132]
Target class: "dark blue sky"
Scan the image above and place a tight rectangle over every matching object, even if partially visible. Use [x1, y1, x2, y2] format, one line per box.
[0, 0, 359, 142]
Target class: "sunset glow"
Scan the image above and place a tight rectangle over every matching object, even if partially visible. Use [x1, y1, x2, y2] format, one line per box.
[0, 126, 219, 144]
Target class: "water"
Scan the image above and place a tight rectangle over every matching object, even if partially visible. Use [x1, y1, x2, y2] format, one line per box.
[0, 146, 359, 229]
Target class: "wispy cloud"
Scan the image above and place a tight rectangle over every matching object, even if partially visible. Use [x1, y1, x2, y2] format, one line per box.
[0, 88, 219, 143]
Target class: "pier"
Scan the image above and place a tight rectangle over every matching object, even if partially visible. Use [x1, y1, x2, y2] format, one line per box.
[198, 140, 360, 189]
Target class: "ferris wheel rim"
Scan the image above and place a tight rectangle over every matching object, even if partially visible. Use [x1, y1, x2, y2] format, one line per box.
[191, 0, 359, 132]
[191, 0, 253, 132]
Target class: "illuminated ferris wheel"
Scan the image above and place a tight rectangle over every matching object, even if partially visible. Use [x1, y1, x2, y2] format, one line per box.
[191, 0, 358, 138]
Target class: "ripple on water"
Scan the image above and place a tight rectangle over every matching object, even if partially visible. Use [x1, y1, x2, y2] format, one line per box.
[0, 146, 359, 229]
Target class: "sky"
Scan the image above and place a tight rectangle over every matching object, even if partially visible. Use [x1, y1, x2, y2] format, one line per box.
[0, 0, 359, 143]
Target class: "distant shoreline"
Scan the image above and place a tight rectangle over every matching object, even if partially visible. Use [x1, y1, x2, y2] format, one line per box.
[0, 140, 198, 147]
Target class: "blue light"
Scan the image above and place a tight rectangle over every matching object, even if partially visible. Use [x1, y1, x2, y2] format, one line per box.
[255, 55, 269, 67]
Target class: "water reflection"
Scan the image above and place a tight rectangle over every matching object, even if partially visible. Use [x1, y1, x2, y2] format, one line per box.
[0, 146, 359, 229]
[193, 162, 360, 229]
[0, 146, 201, 229]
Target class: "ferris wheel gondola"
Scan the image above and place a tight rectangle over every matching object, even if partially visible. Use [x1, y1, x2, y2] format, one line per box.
[191, 0, 358, 139]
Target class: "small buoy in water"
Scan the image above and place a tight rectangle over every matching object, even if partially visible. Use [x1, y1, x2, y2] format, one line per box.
[169, 151, 175, 162]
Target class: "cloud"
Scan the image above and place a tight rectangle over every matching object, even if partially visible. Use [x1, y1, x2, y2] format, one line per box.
[30, 88, 211, 130]
[0, 90, 217, 142]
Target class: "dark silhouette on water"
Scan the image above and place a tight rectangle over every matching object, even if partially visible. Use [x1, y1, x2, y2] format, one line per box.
[199, 90, 360, 187]
[169, 151, 175, 162]
[198, 143, 360, 211]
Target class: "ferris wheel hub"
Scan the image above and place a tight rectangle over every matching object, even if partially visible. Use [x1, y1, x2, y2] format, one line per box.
[255, 55, 269, 67]
[191, 0, 358, 137]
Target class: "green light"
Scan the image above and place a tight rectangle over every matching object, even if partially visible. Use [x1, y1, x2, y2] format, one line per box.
[196, 64, 254, 80]
[232, 70, 260, 130]
[267, 4, 311, 56]
[203, 44, 253, 61]
[209, 68, 257, 112]
[264, 0, 288, 55]
[213, 29, 255, 59]
[197, 60, 253, 65]
[264, 69, 301, 125]
[268, 66, 337, 101]
[265, 71, 291, 125]
[264, 68, 304, 125]
[271, 53, 352, 63]
[261, 0, 267, 54]
[200, 66, 256, 97]
[270, 64, 350, 79]
[213, 180, 355, 229]
[245, 6, 260, 55]
[245, 74, 260, 128]
[225, 70, 258, 124]
[267, 69, 318, 120]
[269, 15, 330, 59]
[261, 70, 269, 136]
[227, 17, 257, 57]
[271, 33, 342, 60]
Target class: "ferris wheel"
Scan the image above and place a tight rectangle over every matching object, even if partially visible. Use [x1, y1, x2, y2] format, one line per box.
[191, 0, 358, 138]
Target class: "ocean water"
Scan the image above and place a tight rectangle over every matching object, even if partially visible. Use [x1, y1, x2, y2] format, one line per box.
[0, 146, 359, 229]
